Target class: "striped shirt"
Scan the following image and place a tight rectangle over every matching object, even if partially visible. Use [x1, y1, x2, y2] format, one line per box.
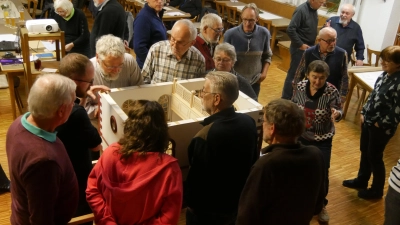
[389, 159, 400, 193]
[141, 40, 206, 83]
[292, 80, 342, 141]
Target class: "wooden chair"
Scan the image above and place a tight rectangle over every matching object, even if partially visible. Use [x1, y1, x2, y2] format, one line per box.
[26, 0, 38, 18]
[366, 45, 381, 67]
[225, 6, 238, 28]
[258, 18, 272, 31]
[67, 213, 95, 225]
[215, 1, 226, 21]
[133, 2, 142, 14]
[125, 0, 138, 18]
[189, 15, 198, 23]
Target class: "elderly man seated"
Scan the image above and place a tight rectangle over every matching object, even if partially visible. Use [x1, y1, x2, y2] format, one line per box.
[86, 34, 143, 119]
[141, 19, 205, 84]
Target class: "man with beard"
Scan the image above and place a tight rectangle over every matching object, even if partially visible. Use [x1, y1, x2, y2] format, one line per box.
[293, 27, 348, 104]
[141, 19, 205, 84]
[89, 0, 126, 57]
[194, 13, 224, 71]
[57, 53, 103, 224]
[87, 34, 142, 118]
[325, 4, 365, 66]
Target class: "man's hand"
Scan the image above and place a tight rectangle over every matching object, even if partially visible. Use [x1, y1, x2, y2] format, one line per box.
[356, 60, 364, 66]
[360, 114, 364, 124]
[65, 43, 74, 52]
[87, 85, 111, 100]
[259, 72, 267, 83]
[325, 20, 331, 27]
[299, 44, 310, 50]
[331, 108, 340, 121]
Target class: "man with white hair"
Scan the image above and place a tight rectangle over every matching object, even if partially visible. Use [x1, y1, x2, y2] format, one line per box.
[325, 4, 365, 66]
[87, 34, 142, 118]
[141, 19, 206, 83]
[6, 74, 79, 224]
[193, 13, 224, 70]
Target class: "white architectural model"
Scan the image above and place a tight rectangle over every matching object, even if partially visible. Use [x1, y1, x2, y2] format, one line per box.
[99, 78, 263, 178]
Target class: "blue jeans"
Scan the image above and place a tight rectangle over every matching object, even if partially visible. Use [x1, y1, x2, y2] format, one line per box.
[281, 45, 305, 100]
[357, 123, 394, 192]
[186, 208, 236, 225]
[384, 186, 400, 225]
[299, 137, 332, 206]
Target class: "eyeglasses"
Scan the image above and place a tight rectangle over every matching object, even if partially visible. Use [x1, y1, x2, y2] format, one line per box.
[320, 38, 337, 45]
[170, 36, 192, 47]
[199, 88, 218, 97]
[209, 27, 224, 33]
[100, 59, 124, 70]
[73, 78, 94, 85]
[242, 18, 256, 24]
[213, 57, 232, 63]
[55, 10, 67, 14]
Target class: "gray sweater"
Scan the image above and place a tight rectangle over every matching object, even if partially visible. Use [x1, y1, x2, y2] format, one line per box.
[224, 24, 271, 84]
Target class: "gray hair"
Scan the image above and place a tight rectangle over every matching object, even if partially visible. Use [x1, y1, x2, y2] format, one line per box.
[28, 74, 76, 119]
[96, 34, 126, 60]
[174, 19, 197, 41]
[200, 13, 222, 31]
[205, 71, 239, 106]
[264, 99, 305, 137]
[242, 3, 259, 18]
[215, 43, 237, 63]
[54, 0, 73, 13]
[340, 3, 355, 15]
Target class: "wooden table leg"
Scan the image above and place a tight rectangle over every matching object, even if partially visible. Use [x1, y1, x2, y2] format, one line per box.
[6, 72, 17, 120]
[343, 73, 356, 119]
[270, 26, 277, 50]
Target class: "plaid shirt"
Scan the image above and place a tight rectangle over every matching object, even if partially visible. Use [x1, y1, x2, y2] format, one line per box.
[141, 40, 206, 83]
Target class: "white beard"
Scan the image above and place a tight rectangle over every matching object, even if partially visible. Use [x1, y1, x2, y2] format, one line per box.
[339, 18, 348, 26]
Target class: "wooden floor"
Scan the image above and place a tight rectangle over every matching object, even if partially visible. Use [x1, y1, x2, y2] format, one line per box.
[1, 11, 399, 225]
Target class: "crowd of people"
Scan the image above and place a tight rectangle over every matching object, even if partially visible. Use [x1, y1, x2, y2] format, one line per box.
[1, 0, 400, 224]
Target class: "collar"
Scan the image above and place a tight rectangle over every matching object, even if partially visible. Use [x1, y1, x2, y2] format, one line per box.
[261, 143, 303, 154]
[334, 17, 355, 29]
[21, 112, 57, 143]
[201, 106, 236, 126]
[167, 42, 192, 60]
[307, 1, 318, 11]
[238, 23, 256, 37]
[198, 33, 211, 46]
[317, 44, 335, 56]
[144, 3, 165, 18]
[98, 0, 110, 11]
[305, 80, 326, 100]
[64, 7, 74, 21]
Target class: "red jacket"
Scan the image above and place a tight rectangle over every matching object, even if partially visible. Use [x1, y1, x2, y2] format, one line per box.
[194, 36, 215, 71]
[86, 143, 183, 225]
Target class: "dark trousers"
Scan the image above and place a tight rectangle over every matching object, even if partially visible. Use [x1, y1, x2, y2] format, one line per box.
[384, 186, 400, 225]
[299, 137, 332, 206]
[281, 45, 304, 100]
[251, 82, 261, 98]
[357, 123, 394, 192]
[186, 208, 236, 225]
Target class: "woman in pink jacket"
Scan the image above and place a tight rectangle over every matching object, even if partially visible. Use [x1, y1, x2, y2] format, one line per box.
[86, 100, 183, 225]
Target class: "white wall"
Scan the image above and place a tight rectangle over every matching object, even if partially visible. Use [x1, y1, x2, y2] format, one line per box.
[358, 0, 400, 51]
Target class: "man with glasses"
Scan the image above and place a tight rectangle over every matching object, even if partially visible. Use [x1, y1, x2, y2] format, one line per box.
[324, 4, 365, 66]
[186, 71, 258, 225]
[282, 0, 326, 100]
[58, 53, 103, 225]
[293, 27, 348, 104]
[224, 3, 272, 98]
[87, 34, 142, 119]
[142, 19, 205, 83]
[193, 13, 223, 70]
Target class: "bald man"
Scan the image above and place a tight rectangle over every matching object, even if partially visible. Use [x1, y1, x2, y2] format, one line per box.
[325, 4, 365, 66]
[141, 19, 205, 84]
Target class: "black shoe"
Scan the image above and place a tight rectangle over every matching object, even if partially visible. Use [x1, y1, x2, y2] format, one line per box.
[342, 178, 367, 189]
[0, 181, 10, 193]
[358, 188, 383, 199]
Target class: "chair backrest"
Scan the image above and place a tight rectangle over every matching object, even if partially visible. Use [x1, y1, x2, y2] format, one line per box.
[225, 5, 237, 25]
[366, 45, 381, 67]
[134, 2, 142, 14]
[189, 15, 198, 23]
[27, 0, 38, 18]
[67, 213, 95, 225]
[126, 0, 136, 17]
[215, 1, 226, 19]
[349, 49, 356, 66]
[258, 18, 272, 31]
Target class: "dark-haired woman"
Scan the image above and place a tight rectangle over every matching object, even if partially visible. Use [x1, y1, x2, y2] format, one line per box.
[86, 100, 183, 224]
[343, 46, 400, 201]
[292, 60, 342, 223]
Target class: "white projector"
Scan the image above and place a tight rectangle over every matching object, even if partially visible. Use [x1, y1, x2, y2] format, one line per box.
[26, 19, 59, 33]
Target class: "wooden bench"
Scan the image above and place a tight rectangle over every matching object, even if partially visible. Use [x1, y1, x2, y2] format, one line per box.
[277, 41, 291, 72]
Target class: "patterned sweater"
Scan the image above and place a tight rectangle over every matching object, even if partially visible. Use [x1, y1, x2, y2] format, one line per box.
[292, 80, 342, 141]
[361, 71, 400, 135]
